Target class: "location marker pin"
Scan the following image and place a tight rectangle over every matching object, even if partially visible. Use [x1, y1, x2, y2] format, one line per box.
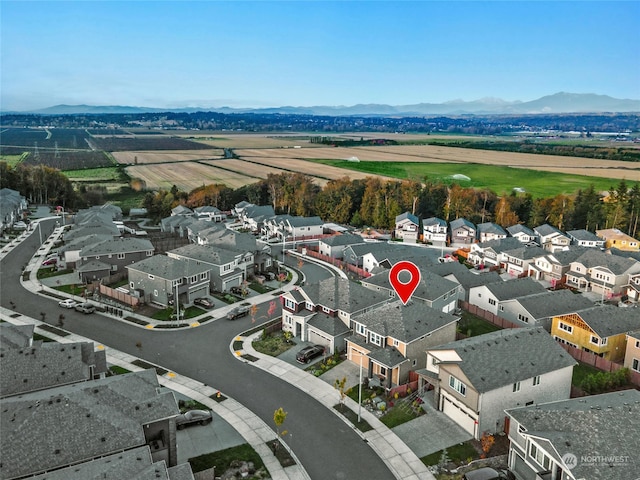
[389, 261, 421, 305]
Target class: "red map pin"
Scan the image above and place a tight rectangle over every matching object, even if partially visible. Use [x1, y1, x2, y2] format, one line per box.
[389, 261, 421, 305]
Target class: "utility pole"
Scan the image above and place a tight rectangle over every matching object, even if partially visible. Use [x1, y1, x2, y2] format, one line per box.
[358, 353, 363, 423]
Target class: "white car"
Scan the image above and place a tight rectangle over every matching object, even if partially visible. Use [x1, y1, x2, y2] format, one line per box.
[13, 221, 27, 230]
[58, 299, 78, 309]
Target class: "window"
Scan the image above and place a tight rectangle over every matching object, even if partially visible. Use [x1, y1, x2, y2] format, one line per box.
[449, 376, 467, 396]
[558, 322, 573, 334]
[533, 376, 540, 386]
[369, 332, 382, 346]
[172, 279, 182, 287]
[379, 366, 387, 376]
[153, 289, 158, 296]
[392, 339, 399, 347]
[284, 298, 296, 311]
[590, 335, 600, 345]
[513, 382, 521, 392]
[200, 272, 207, 280]
[130, 282, 135, 289]
[636, 340, 640, 349]
[554, 336, 578, 348]
[222, 264, 232, 272]
[190, 275, 197, 283]
[117, 253, 125, 259]
[355, 323, 366, 336]
[148, 274, 154, 280]
[632, 358, 639, 373]
[488, 298, 496, 306]
[146, 250, 153, 256]
[499, 305, 504, 312]
[518, 313, 530, 323]
[529, 443, 551, 469]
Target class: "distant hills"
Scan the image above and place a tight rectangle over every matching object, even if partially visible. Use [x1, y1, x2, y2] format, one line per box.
[9, 92, 640, 116]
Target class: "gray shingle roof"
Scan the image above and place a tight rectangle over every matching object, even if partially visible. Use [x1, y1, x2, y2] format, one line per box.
[476, 222, 507, 236]
[80, 237, 154, 257]
[362, 268, 459, 301]
[302, 278, 388, 314]
[0, 323, 34, 349]
[534, 223, 566, 237]
[505, 389, 640, 480]
[77, 259, 112, 273]
[321, 233, 364, 247]
[0, 370, 178, 479]
[423, 217, 447, 227]
[574, 305, 640, 337]
[506, 224, 535, 237]
[502, 245, 547, 261]
[287, 216, 323, 227]
[395, 212, 419, 225]
[574, 248, 640, 275]
[566, 229, 602, 242]
[429, 327, 576, 393]
[515, 290, 594, 319]
[368, 346, 409, 369]
[126, 255, 210, 280]
[484, 277, 547, 300]
[353, 301, 458, 343]
[476, 237, 523, 253]
[450, 218, 475, 230]
[307, 313, 351, 336]
[169, 243, 238, 265]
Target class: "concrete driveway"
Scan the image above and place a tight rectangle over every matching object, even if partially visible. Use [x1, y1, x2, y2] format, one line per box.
[391, 391, 472, 458]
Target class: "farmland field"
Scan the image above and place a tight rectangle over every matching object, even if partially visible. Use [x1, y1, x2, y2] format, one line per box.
[63, 167, 125, 182]
[311, 160, 631, 198]
[112, 149, 223, 164]
[90, 136, 212, 151]
[125, 162, 258, 191]
[175, 133, 324, 149]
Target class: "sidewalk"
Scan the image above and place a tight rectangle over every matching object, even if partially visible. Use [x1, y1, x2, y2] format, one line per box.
[236, 331, 435, 480]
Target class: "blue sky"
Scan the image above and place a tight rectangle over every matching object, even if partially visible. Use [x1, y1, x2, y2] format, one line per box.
[1, 1, 638, 111]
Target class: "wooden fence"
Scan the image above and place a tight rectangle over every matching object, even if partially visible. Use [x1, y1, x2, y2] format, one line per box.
[299, 246, 371, 278]
[99, 284, 140, 308]
[559, 343, 640, 387]
[460, 301, 520, 329]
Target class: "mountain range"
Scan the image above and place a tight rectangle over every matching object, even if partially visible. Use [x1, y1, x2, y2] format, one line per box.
[8, 92, 640, 116]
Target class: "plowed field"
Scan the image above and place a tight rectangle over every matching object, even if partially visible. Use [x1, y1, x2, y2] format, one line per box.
[112, 149, 223, 164]
[125, 163, 256, 191]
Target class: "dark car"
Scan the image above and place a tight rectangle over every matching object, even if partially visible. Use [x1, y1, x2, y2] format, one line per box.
[175, 409, 213, 430]
[227, 305, 251, 320]
[194, 297, 214, 309]
[296, 344, 325, 364]
[462, 467, 514, 480]
[74, 302, 96, 314]
[259, 271, 276, 281]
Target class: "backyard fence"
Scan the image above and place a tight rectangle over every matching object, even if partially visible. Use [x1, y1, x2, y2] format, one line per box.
[558, 343, 640, 387]
[460, 301, 520, 329]
[298, 246, 371, 278]
[98, 284, 141, 308]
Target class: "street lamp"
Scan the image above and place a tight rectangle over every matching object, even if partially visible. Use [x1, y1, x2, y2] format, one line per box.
[358, 352, 363, 423]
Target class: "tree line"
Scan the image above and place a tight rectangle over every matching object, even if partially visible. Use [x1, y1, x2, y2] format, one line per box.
[142, 172, 640, 239]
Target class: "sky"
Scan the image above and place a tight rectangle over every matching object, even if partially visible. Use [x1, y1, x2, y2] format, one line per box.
[1, 1, 639, 111]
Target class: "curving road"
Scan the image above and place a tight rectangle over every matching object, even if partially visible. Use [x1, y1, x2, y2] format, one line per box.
[0, 219, 396, 480]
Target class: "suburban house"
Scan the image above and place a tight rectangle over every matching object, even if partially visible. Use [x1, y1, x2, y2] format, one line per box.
[360, 244, 435, 273]
[194, 205, 225, 222]
[550, 305, 640, 362]
[596, 228, 639, 252]
[426, 261, 502, 303]
[0, 324, 191, 480]
[167, 243, 246, 292]
[501, 244, 547, 277]
[346, 301, 459, 388]
[76, 237, 155, 282]
[624, 331, 640, 375]
[422, 217, 448, 247]
[497, 289, 594, 328]
[394, 212, 420, 243]
[63, 220, 121, 243]
[467, 237, 523, 268]
[160, 214, 196, 236]
[468, 277, 547, 316]
[564, 247, 640, 297]
[0, 187, 27, 231]
[282, 215, 324, 240]
[566, 228, 606, 248]
[506, 224, 538, 245]
[196, 225, 272, 274]
[526, 247, 589, 287]
[280, 277, 389, 354]
[342, 242, 395, 268]
[420, 327, 576, 440]
[59, 233, 114, 269]
[533, 224, 571, 252]
[627, 271, 640, 303]
[360, 267, 460, 314]
[449, 218, 476, 245]
[317, 233, 364, 258]
[171, 204, 193, 216]
[476, 222, 507, 243]
[126, 254, 211, 307]
[505, 389, 640, 480]
[0, 324, 107, 398]
[237, 204, 276, 232]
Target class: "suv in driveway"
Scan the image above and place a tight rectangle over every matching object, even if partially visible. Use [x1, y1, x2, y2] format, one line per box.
[296, 345, 325, 364]
[74, 302, 96, 314]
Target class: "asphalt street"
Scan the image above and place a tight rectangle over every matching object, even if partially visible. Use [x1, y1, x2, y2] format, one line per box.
[0, 219, 396, 480]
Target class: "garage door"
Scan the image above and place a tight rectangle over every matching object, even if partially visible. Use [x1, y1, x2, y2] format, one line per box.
[442, 394, 477, 437]
[308, 329, 331, 352]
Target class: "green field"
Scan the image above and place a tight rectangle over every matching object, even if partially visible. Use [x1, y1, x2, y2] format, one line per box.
[63, 166, 124, 181]
[0, 154, 26, 167]
[312, 159, 627, 197]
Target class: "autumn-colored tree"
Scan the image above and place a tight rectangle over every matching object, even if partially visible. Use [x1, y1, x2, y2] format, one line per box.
[480, 432, 495, 458]
[444, 184, 476, 221]
[494, 195, 519, 227]
[547, 194, 574, 231]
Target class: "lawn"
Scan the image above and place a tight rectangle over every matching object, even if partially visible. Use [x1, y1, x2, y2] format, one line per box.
[252, 331, 296, 356]
[572, 362, 601, 388]
[421, 441, 479, 467]
[458, 311, 501, 337]
[151, 306, 204, 320]
[379, 402, 424, 428]
[36, 267, 73, 280]
[189, 444, 268, 477]
[312, 160, 625, 198]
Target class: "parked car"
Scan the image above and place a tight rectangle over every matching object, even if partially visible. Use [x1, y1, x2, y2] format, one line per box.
[42, 257, 57, 266]
[13, 221, 27, 231]
[58, 299, 78, 309]
[74, 302, 96, 314]
[462, 467, 515, 480]
[175, 409, 213, 430]
[296, 344, 325, 364]
[258, 271, 275, 281]
[194, 297, 214, 309]
[227, 305, 251, 320]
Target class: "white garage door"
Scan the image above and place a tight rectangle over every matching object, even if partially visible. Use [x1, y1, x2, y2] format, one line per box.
[442, 394, 477, 436]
